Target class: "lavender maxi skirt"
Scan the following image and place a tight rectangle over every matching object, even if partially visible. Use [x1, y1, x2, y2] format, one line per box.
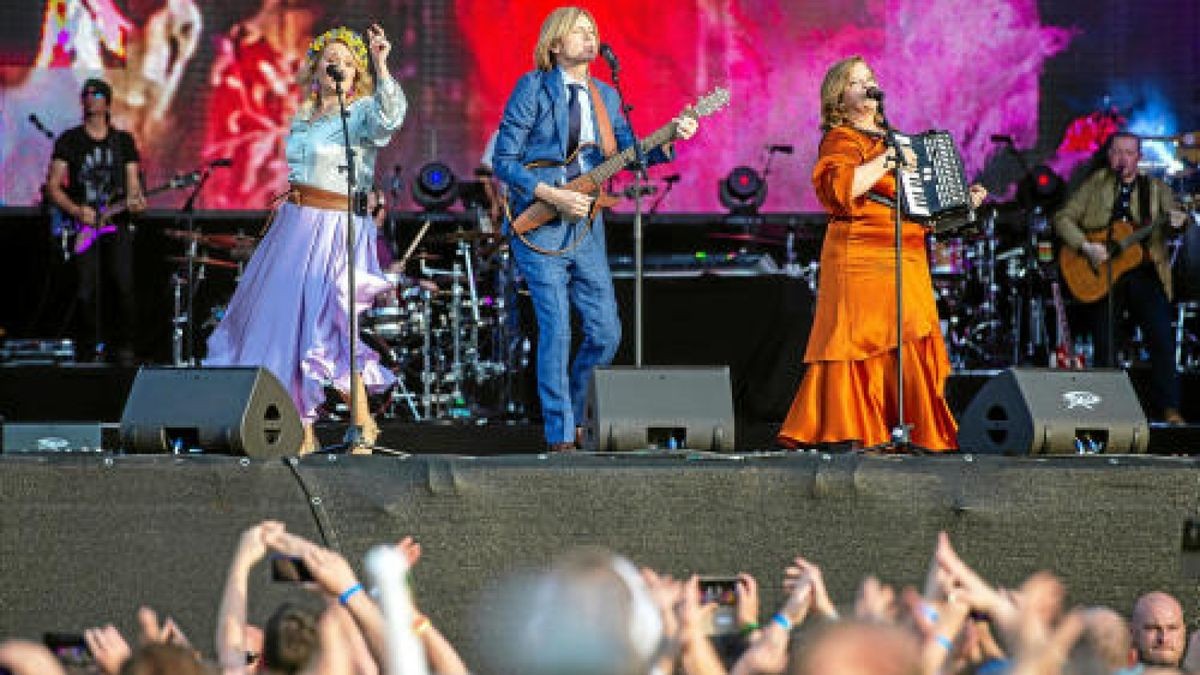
[204, 201, 395, 422]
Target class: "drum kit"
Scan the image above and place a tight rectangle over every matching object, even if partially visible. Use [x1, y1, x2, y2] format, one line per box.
[163, 220, 531, 422]
[360, 228, 527, 422]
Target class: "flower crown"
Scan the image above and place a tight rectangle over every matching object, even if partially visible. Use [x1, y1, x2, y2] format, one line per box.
[306, 26, 368, 68]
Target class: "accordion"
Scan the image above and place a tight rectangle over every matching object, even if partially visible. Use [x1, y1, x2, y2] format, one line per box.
[891, 130, 973, 232]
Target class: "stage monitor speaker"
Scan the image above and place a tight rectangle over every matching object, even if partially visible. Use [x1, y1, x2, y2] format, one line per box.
[583, 366, 735, 451]
[956, 368, 1148, 455]
[119, 367, 302, 458]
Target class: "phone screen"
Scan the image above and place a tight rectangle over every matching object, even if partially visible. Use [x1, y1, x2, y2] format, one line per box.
[43, 632, 93, 667]
[698, 577, 739, 636]
[270, 555, 314, 583]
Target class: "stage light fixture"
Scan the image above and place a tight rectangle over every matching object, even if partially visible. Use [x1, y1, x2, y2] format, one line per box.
[411, 161, 458, 211]
[718, 165, 767, 214]
[1017, 164, 1064, 210]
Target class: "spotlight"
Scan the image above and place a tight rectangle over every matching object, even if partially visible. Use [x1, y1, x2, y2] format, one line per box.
[718, 165, 767, 214]
[411, 161, 458, 211]
[1016, 164, 1064, 210]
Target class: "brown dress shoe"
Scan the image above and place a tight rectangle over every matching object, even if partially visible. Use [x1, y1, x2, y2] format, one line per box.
[1164, 408, 1186, 426]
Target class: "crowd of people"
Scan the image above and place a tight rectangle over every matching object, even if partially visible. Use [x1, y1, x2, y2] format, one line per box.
[1, 526, 1195, 675]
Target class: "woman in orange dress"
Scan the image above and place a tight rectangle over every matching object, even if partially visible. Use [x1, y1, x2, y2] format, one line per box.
[777, 56, 986, 451]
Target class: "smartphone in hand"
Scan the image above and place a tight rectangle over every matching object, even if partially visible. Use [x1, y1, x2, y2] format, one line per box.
[43, 632, 94, 668]
[698, 576, 740, 636]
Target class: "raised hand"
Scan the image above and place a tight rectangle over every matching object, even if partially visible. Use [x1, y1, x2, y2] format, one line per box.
[735, 572, 760, 632]
[786, 557, 837, 620]
[395, 536, 422, 570]
[83, 625, 132, 675]
[366, 24, 391, 66]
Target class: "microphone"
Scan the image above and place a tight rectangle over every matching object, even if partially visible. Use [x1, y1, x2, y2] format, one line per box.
[865, 86, 885, 102]
[325, 64, 345, 82]
[28, 114, 54, 139]
[662, 174, 681, 184]
[598, 43, 620, 72]
[209, 158, 233, 167]
[990, 134, 1014, 144]
[767, 144, 794, 154]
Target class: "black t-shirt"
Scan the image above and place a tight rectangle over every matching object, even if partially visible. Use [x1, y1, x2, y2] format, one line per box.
[51, 125, 140, 208]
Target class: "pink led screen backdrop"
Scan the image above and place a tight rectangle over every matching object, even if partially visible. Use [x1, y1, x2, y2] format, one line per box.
[2, 0, 1193, 212]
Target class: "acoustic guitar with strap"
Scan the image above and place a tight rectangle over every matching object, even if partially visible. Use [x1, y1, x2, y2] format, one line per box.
[508, 86, 731, 236]
[1057, 217, 1159, 303]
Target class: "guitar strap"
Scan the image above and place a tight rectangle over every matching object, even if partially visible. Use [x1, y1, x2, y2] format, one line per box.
[587, 79, 618, 158]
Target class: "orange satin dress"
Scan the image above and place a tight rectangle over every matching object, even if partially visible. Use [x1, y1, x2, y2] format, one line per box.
[777, 126, 958, 451]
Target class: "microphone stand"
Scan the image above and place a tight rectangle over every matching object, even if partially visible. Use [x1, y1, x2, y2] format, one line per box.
[322, 71, 369, 453]
[604, 54, 649, 366]
[879, 103, 913, 450]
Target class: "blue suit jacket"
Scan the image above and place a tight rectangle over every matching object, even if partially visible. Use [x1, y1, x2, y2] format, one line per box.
[493, 68, 671, 221]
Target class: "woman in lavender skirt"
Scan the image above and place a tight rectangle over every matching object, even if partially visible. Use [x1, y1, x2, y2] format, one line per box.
[205, 24, 406, 453]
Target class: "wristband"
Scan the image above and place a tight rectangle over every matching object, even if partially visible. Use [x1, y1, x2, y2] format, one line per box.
[338, 582, 364, 606]
[771, 612, 793, 632]
[412, 614, 432, 635]
[738, 622, 761, 637]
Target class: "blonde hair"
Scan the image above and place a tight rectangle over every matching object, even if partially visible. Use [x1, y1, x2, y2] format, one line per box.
[533, 7, 598, 71]
[297, 28, 375, 114]
[819, 55, 883, 132]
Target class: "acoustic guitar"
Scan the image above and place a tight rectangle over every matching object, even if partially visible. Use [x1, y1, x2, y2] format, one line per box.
[1057, 219, 1155, 303]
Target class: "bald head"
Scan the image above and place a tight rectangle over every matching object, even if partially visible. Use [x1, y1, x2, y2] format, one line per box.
[1132, 592, 1186, 667]
[1074, 607, 1132, 671]
[792, 621, 920, 675]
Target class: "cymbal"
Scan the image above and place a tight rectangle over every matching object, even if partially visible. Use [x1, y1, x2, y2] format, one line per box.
[164, 228, 258, 250]
[205, 233, 258, 249]
[706, 232, 785, 246]
[433, 230, 501, 244]
[168, 255, 239, 270]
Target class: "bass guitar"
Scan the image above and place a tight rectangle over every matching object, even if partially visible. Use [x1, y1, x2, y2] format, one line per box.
[509, 86, 731, 235]
[67, 171, 200, 256]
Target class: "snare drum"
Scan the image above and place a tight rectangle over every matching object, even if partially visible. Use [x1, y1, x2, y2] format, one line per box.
[363, 287, 427, 342]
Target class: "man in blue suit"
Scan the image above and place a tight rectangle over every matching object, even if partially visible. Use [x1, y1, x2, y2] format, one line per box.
[493, 6, 699, 450]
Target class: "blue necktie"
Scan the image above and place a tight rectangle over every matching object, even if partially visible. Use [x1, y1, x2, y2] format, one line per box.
[566, 83, 583, 176]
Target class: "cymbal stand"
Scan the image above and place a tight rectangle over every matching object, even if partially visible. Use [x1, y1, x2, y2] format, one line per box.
[420, 284, 435, 419]
[455, 236, 485, 387]
[170, 271, 186, 366]
[448, 261, 467, 416]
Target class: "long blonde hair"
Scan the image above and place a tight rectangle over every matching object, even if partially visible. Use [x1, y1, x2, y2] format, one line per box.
[819, 55, 883, 132]
[297, 27, 374, 114]
[533, 6, 598, 71]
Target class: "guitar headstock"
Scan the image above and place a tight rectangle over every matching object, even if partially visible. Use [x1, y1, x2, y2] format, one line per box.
[681, 86, 731, 119]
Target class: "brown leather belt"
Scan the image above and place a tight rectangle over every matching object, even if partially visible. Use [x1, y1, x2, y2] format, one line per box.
[287, 184, 357, 212]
